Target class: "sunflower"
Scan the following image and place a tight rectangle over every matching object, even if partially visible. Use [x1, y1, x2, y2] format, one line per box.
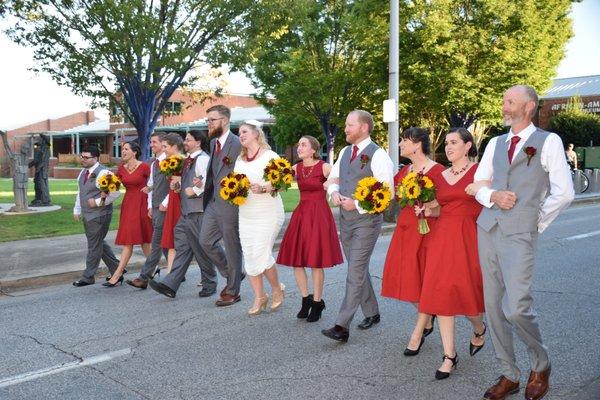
[406, 183, 421, 199]
[219, 187, 232, 200]
[108, 183, 117, 192]
[373, 201, 386, 214]
[232, 196, 246, 206]
[357, 176, 377, 188]
[169, 159, 178, 168]
[282, 173, 293, 185]
[354, 186, 369, 201]
[396, 185, 405, 199]
[275, 158, 291, 169]
[267, 170, 281, 183]
[402, 172, 417, 186]
[98, 177, 108, 187]
[422, 176, 433, 189]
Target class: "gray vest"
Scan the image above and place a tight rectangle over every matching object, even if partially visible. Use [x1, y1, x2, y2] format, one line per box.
[78, 164, 113, 221]
[150, 158, 169, 209]
[477, 129, 551, 235]
[339, 142, 381, 221]
[180, 155, 205, 215]
[205, 133, 241, 213]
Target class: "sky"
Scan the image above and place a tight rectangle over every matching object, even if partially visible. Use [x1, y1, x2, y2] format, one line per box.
[0, 0, 599, 131]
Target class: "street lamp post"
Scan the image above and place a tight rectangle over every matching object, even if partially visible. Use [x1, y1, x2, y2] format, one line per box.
[387, 0, 399, 172]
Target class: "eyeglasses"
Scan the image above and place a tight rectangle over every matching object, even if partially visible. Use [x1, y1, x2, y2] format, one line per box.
[207, 117, 224, 124]
[80, 155, 96, 160]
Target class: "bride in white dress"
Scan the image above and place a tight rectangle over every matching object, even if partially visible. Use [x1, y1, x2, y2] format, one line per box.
[234, 120, 285, 315]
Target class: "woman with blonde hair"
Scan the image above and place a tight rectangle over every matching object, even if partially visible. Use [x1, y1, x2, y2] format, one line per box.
[234, 120, 286, 315]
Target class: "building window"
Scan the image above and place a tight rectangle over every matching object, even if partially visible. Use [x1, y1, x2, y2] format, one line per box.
[164, 101, 183, 115]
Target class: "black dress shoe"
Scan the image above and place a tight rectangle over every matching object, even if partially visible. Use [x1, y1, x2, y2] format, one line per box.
[73, 280, 94, 287]
[357, 314, 380, 330]
[423, 315, 436, 337]
[321, 325, 349, 342]
[148, 279, 176, 298]
[198, 287, 216, 297]
[403, 336, 425, 356]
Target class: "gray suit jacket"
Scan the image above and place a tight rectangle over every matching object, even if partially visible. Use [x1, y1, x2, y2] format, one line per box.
[204, 131, 242, 215]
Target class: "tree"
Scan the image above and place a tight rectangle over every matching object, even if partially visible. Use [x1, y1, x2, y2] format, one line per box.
[230, 0, 389, 162]
[3, 0, 265, 158]
[397, 0, 573, 154]
[549, 97, 600, 148]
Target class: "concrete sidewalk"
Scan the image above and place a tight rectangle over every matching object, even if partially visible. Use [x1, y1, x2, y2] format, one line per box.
[1, 193, 599, 292]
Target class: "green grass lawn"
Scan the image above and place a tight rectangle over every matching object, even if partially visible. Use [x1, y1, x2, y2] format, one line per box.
[0, 178, 300, 243]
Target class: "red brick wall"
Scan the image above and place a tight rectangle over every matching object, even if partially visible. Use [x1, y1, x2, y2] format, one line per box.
[537, 95, 600, 129]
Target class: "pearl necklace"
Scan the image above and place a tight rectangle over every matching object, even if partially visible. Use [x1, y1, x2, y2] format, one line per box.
[450, 162, 471, 176]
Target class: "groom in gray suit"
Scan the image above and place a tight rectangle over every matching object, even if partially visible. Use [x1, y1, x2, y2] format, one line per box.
[321, 110, 394, 342]
[200, 105, 244, 307]
[471, 85, 574, 400]
[72, 146, 120, 286]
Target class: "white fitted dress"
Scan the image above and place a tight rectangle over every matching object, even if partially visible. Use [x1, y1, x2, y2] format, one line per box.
[235, 150, 285, 276]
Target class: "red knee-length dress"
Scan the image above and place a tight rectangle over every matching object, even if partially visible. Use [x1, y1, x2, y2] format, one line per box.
[381, 163, 444, 302]
[277, 161, 343, 268]
[419, 164, 484, 316]
[115, 163, 153, 245]
[160, 176, 181, 250]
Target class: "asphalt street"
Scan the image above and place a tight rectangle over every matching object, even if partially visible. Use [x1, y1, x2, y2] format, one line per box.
[0, 203, 599, 400]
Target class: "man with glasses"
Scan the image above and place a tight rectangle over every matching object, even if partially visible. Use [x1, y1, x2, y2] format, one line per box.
[200, 105, 244, 306]
[72, 146, 121, 286]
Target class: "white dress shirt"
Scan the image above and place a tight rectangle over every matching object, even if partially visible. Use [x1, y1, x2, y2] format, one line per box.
[73, 162, 121, 215]
[160, 150, 209, 208]
[327, 137, 395, 214]
[474, 123, 574, 232]
[147, 152, 166, 209]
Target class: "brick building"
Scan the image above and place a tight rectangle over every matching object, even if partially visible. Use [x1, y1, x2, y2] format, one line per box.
[536, 74, 600, 129]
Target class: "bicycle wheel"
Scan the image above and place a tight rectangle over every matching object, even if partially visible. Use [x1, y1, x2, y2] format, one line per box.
[581, 173, 590, 193]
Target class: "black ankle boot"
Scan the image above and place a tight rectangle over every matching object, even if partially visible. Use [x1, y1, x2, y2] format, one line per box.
[297, 294, 313, 318]
[306, 299, 325, 322]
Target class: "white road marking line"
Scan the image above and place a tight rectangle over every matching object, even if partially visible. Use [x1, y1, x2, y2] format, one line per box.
[563, 230, 600, 241]
[0, 348, 131, 389]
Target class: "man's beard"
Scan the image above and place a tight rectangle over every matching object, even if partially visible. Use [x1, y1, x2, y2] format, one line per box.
[208, 125, 223, 138]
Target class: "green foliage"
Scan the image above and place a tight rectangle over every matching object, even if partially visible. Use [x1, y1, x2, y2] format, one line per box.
[548, 102, 600, 148]
[397, 0, 573, 153]
[229, 0, 389, 160]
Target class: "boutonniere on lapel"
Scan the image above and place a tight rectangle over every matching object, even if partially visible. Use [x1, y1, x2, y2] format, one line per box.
[222, 156, 232, 166]
[523, 146, 537, 166]
[89, 172, 97, 179]
[359, 154, 370, 169]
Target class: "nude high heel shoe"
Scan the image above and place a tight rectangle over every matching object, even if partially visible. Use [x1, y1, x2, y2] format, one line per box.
[270, 283, 285, 311]
[248, 294, 269, 315]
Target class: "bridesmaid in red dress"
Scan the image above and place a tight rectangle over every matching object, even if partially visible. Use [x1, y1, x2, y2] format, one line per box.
[418, 127, 486, 380]
[381, 127, 444, 354]
[104, 141, 152, 287]
[159, 133, 184, 274]
[277, 136, 343, 322]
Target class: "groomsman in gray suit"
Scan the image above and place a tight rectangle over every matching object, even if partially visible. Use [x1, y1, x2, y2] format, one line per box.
[72, 146, 121, 286]
[148, 130, 216, 298]
[322, 110, 394, 342]
[200, 105, 244, 307]
[470, 85, 574, 400]
[127, 132, 169, 289]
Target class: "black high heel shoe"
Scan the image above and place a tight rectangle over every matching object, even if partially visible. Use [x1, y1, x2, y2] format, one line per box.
[306, 299, 325, 322]
[106, 269, 127, 281]
[469, 322, 486, 356]
[403, 336, 425, 356]
[435, 353, 458, 380]
[102, 275, 124, 287]
[423, 315, 436, 337]
[297, 294, 313, 319]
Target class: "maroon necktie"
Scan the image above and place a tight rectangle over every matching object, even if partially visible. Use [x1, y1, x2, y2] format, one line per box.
[83, 170, 90, 184]
[216, 140, 222, 156]
[183, 156, 193, 175]
[507, 136, 521, 164]
[350, 145, 359, 162]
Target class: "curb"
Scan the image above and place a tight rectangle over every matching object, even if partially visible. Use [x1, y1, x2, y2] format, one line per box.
[1, 195, 598, 293]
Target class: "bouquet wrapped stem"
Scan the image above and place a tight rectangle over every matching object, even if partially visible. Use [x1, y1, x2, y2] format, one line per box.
[415, 200, 430, 234]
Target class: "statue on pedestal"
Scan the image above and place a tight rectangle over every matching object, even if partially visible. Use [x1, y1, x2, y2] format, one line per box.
[0, 130, 30, 212]
[29, 134, 52, 206]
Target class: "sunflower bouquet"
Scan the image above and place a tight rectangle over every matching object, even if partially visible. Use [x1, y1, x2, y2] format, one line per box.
[159, 154, 184, 177]
[219, 172, 251, 206]
[263, 157, 293, 197]
[353, 176, 392, 214]
[95, 172, 121, 206]
[396, 171, 436, 234]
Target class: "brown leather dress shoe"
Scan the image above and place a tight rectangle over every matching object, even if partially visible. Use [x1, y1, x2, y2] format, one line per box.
[215, 293, 241, 307]
[126, 278, 148, 289]
[525, 367, 550, 400]
[483, 376, 520, 400]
